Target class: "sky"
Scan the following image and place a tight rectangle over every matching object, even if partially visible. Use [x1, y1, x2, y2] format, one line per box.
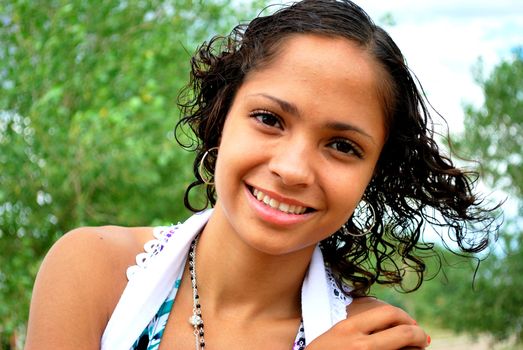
[249, 0, 523, 134]
[250, 0, 523, 226]
[357, 0, 523, 219]
[358, 0, 523, 134]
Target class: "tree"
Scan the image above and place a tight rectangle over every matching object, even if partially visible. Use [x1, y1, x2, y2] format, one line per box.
[371, 48, 523, 346]
[0, 0, 266, 346]
[449, 46, 523, 344]
[458, 47, 523, 200]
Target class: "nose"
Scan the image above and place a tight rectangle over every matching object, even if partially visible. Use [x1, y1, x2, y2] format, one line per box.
[268, 140, 315, 187]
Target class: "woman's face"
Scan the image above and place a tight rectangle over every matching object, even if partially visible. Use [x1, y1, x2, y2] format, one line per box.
[213, 34, 387, 256]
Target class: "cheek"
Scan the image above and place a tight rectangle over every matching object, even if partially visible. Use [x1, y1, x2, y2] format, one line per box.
[214, 123, 235, 198]
[214, 125, 254, 193]
[328, 166, 375, 211]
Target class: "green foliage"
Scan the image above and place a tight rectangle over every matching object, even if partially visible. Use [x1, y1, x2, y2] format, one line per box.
[378, 13, 396, 27]
[375, 239, 523, 344]
[455, 48, 523, 341]
[458, 48, 523, 198]
[373, 48, 523, 345]
[3, 0, 520, 347]
[0, 0, 266, 344]
[454, 234, 523, 343]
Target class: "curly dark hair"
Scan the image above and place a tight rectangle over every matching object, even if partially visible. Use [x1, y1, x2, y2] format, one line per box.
[176, 0, 499, 296]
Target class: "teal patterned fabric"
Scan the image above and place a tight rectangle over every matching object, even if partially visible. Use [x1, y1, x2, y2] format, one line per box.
[127, 222, 307, 350]
[130, 275, 305, 350]
[131, 278, 181, 350]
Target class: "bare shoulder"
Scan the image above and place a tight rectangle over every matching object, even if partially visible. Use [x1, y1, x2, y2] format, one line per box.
[346, 296, 389, 317]
[57, 225, 154, 274]
[25, 225, 154, 349]
[37, 225, 154, 298]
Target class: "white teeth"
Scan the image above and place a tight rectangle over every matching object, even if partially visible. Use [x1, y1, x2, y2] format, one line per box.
[278, 202, 289, 212]
[269, 198, 279, 209]
[251, 188, 307, 215]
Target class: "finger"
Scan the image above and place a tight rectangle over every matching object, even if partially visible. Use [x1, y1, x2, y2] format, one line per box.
[369, 324, 429, 349]
[344, 304, 416, 334]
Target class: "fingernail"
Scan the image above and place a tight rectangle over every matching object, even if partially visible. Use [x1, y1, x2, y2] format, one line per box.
[427, 335, 431, 345]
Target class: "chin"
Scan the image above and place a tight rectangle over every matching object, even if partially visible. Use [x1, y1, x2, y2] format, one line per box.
[239, 231, 317, 258]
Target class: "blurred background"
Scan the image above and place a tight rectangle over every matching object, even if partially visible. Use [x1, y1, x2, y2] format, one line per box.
[0, 0, 521, 349]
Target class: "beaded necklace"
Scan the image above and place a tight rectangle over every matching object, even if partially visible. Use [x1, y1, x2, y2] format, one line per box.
[188, 236, 205, 349]
[186, 235, 306, 350]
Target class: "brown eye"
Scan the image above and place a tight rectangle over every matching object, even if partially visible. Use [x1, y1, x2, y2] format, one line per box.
[250, 110, 283, 129]
[328, 139, 364, 158]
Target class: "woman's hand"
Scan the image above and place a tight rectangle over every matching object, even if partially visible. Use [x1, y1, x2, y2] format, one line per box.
[305, 297, 430, 349]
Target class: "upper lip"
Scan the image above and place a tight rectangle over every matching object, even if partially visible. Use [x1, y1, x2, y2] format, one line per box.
[247, 184, 316, 210]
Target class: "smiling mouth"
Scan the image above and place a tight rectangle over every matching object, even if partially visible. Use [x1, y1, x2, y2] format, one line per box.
[248, 186, 315, 215]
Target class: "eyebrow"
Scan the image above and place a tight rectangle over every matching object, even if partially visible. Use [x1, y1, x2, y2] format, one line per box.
[249, 93, 301, 117]
[324, 121, 374, 142]
[248, 93, 375, 143]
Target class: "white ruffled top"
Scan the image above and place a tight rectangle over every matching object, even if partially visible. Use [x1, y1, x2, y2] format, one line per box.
[101, 209, 352, 349]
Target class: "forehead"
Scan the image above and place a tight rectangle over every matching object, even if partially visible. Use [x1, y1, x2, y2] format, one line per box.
[243, 34, 383, 103]
[236, 34, 386, 145]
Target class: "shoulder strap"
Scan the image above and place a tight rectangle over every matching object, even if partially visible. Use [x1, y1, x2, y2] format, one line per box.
[301, 246, 352, 345]
[101, 210, 213, 350]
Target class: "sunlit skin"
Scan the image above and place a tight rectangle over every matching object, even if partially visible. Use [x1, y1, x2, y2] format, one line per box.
[161, 34, 389, 347]
[206, 34, 387, 262]
[25, 34, 430, 350]
[155, 34, 390, 349]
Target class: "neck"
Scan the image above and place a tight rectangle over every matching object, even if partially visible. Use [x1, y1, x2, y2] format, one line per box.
[193, 208, 315, 321]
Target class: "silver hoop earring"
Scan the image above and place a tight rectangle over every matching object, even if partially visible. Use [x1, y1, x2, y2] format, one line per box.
[198, 147, 219, 186]
[342, 198, 376, 237]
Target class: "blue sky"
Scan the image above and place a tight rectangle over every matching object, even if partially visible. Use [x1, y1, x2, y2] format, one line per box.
[246, 0, 523, 133]
[249, 0, 522, 225]
[357, 0, 522, 225]
[359, 0, 523, 134]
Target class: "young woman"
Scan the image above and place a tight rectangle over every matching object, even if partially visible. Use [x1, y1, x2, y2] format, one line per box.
[25, 1, 497, 349]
